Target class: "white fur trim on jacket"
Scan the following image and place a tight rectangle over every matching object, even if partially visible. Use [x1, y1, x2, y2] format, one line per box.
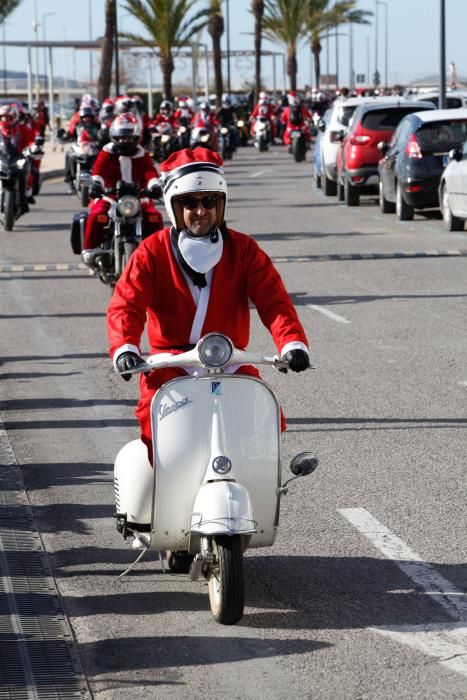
[280, 341, 309, 357]
[119, 155, 133, 183]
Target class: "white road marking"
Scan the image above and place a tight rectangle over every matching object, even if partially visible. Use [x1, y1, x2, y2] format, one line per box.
[308, 304, 350, 324]
[248, 168, 273, 178]
[339, 507, 467, 677]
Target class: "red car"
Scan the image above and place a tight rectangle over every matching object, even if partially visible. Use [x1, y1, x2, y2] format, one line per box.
[336, 100, 435, 206]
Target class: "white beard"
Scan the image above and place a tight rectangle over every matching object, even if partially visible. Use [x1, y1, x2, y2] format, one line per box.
[179, 229, 223, 274]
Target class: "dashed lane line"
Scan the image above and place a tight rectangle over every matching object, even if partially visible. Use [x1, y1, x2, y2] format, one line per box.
[307, 304, 350, 324]
[339, 507, 467, 678]
[0, 249, 465, 273]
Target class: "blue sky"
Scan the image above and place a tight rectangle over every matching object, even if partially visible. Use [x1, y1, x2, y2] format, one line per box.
[2, 0, 466, 90]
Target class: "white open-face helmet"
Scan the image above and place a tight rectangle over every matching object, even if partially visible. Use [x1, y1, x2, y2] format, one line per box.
[159, 147, 227, 231]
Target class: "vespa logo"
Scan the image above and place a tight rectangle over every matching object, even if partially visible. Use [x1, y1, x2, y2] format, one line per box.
[158, 396, 192, 421]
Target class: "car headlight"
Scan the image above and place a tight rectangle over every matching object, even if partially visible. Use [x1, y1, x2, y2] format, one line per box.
[117, 195, 140, 218]
[198, 333, 233, 368]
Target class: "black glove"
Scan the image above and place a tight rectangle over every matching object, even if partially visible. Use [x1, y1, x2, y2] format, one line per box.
[117, 180, 137, 197]
[282, 349, 310, 373]
[116, 351, 144, 381]
[89, 181, 103, 199]
[147, 183, 162, 200]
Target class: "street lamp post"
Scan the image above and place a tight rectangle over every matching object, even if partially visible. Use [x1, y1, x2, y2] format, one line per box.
[114, 0, 120, 96]
[225, 0, 231, 96]
[88, 0, 93, 84]
[33, 0, 40, 101]
[373, 0, 379, 88]
[42, 12, 56, 85]
[365, 37, 370, 89]
[440, 0, 446, 109]
[2, 21, 10, 98]
[376, 1, 388, 91]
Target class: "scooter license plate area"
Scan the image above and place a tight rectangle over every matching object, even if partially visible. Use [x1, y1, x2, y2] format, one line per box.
[149, 375, 281, 550]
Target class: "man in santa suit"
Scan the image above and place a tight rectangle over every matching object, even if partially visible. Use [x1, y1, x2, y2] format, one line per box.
[107, 147, 310, 463]
[81, 113, 163, 255]
[281, 91, 313, 146]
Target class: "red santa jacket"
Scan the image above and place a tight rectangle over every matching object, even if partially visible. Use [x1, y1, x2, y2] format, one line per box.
[107, 225, 308, 362]
[281, 104, 312, 125]
[91, 143, 159, 191]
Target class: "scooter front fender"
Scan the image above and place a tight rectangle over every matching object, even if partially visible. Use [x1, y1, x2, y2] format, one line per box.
[190, 481, 256, 536]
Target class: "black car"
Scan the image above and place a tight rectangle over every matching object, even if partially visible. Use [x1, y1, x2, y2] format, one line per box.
[378, 108, 467, 220]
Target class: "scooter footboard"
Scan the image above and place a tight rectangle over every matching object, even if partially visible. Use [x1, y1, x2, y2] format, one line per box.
[190, 481, 256, 536]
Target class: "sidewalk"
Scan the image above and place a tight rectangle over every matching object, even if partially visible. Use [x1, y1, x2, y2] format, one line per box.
[40, 136, 66, 181]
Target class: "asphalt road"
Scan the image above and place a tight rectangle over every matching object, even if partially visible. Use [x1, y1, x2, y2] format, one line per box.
[0, 145, 466, 699]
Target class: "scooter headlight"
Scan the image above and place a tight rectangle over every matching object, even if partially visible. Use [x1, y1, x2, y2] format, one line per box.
[117, 195, 140, 218]
[198, 333, 233, 368]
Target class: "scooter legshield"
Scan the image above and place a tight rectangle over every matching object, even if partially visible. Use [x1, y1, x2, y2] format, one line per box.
[149, 374, 281, 550]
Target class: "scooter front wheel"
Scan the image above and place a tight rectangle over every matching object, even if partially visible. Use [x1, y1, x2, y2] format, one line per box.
[208, 535, 244, 625]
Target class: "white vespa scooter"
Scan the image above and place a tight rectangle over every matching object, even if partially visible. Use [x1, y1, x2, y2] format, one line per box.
[114, 333, 318, 625]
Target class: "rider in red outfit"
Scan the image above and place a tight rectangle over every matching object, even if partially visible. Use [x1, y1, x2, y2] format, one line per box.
[107, 147, 310, 461]
[81, 114, 163, 255]
[281, 91, 313, 145]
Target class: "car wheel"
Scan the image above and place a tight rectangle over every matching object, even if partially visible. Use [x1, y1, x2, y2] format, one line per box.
[441, 185, 464, 231]
[396, 182, 414, 221]
[324, 174, 337, 196]
[379, 179, 396, 214]
[344, 178, 360, 206]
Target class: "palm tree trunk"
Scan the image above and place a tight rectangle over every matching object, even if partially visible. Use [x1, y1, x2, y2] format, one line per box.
[287, 46, 297, 92]
[311, 35, 322, 91]
[160, 53, 174, 101]
[252, 0, 264, 102]
[208, 10, 224, 109]
[97, 0, 116, 102]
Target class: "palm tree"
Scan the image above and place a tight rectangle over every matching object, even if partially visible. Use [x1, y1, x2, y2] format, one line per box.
[305, 0, 372, 90]
[121, 0, 209, 101]
[97, 0, 117, 103]
[0, 0, 21, 21]
[207, 0, 224, 108]
[262, 0, 308, 92]
[251, 0, 264, 102]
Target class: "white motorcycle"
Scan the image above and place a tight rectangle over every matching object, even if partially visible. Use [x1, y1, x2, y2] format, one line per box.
[253, 116, 271, 152]
[114, 333, 318, 625]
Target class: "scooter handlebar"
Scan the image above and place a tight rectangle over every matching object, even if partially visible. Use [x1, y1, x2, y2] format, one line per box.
[116, 346, 290, 376]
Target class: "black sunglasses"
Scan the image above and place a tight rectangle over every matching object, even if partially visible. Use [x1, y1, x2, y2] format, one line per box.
[178, 195, 219, 210]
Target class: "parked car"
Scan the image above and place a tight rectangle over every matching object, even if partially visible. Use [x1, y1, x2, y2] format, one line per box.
[378, 109, 467, 220]
[318, 96, 367, 195]
[313, 108, 330, 189]
[438, 140, 467, 231]
[412, 89, 467, 109]
[336, 100, 435, 206]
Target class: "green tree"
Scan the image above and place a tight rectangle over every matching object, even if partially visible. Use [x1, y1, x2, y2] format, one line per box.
[121, 0, 208, 101]
[262, 0, 308, 92]
[97, 0, 117, 102]
[0, 0, 22, 22]
[251, 0, 264, 102]
[305, 0, 372, 90]
[207, 0, 224, 108]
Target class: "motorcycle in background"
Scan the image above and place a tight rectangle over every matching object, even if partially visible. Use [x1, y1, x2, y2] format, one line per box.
[150, 122, 177, 163]
[0, 134, 29, 231]
[113, 333, 318, 625]
[190, 124, 213, 150]
[235, 118, 249, 146]
[217, 125, 235, 160]
[253, 116, 272, 152]
[71, 184, 157, 286]
[24, 135, 45, 197]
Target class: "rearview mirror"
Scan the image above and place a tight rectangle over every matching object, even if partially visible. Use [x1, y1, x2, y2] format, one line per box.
[289, 452, 318, 477]
[449, 148, 462, 162]
[377, 141, 389, 155]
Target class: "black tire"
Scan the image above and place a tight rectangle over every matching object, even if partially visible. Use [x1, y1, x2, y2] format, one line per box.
[168, 550, 194, 574]
[324, 174, 337, 196]
[345, 178, 360, 206]
[396, 182, 414, 221]
[258, 135, 267, 152]
[337, 180, 345, 202]
[441, 185, 464, 231]
[315, 171, 322, 189]
[379, 179, 396, 214]
[3, 189, 15, 231]
[81, 185, 90, 208]
[208, 535, 244, 625]
[32, 175, 41, 196]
